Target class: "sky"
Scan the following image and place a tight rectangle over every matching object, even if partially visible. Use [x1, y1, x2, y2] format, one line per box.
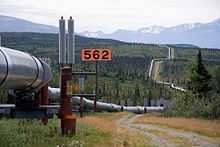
[0, 0, 220, 33]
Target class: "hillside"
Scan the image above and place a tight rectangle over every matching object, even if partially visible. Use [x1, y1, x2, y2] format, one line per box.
[1, 32, 220, 106]
[0, 32, 168, 105]
[0, 15, 57, 33]
[0, 32, 166, 59]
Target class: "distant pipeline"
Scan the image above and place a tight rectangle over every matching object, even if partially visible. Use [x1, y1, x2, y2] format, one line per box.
[0, 47, 164, 113]
[49, 87, 164, 113]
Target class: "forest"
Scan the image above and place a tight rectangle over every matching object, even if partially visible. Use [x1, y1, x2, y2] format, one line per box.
[0, 32, 220, 118]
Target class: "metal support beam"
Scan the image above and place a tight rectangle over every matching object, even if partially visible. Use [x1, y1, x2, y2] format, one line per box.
[72, 93, 96, 97]
[59, 66, 76, 135]
[40, 83, 49, 124]
[80, 97, 84, 118]
[94, 61, 98, 112]
[72, 72, 96, 75]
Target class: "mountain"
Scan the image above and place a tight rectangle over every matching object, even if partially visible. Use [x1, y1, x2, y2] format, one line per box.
[0, 15, 57, 33]
[137, 25, 165, 34]
[80, 18, 220, 48]
[0, 15, 219, 48]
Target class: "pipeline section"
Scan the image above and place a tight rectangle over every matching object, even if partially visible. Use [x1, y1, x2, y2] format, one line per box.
[0, 47, 52, 92]
[0, 47, 163, 113]
[148, 46, 186, 92]
[48, 87, 164, 113]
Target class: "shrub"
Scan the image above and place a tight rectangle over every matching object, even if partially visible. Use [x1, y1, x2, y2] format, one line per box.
[165, 92, 220, 119]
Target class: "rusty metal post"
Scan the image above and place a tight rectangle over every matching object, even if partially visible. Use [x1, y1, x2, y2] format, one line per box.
[80, 97, 84, 118]
[40, 83, 49, 105]
[79, 77, 84, 117]
[93, 96, 97, 112]
[59, 66, 76, 135]
[40, 83, 49, 124]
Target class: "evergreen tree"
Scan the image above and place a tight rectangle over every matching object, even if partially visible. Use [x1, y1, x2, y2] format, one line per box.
[190, 50, 212, 98]
[212, 67, 220, 93]
[133, 84, 140, 106]
[114, 80, 120, 103]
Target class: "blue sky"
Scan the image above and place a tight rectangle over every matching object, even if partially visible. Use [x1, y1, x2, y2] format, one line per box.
[0, 0, 220, 33]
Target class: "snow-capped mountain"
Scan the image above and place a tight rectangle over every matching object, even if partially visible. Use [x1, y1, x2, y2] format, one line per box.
[167, 23, 203, 32]
[80, 31, 104, 38]
[0, 15, 220, 48]
[138, 26, 165, 34]
[79, 18, 220, 48]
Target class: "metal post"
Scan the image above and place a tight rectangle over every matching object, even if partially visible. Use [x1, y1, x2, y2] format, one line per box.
[80, 97, 83, 117]
[59, 16, 76, 135]
[94, 61, 98, 112]
[60, 66, 76, 135]
[79, 77, 84, 117]
[40, 83, 49, 105]
[40, 83, 49, 125]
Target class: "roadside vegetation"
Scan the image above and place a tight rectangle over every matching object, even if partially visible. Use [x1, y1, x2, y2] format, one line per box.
[0, 116, 109, 147]
[135, 113, 220, 138]
[0, 113, 149, 147]
[165, 50, 220, 119]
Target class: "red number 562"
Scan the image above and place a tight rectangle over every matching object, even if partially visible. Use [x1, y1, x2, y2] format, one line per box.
[82, 49, 112, 61]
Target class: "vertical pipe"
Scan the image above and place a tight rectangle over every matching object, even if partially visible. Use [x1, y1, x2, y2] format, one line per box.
[59, 16, 66, 64]
[168, 47, 171, 60]
[67, 16, 75, 64]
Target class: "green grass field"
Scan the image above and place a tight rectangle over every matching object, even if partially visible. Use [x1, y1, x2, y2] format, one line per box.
[0, 113, 149, 147]
[0, 116, 111, 147]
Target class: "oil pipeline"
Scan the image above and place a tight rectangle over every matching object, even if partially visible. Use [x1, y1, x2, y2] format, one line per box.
[0, 17, 164, 120]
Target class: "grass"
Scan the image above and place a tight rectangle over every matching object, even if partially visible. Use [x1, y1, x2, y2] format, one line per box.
[135, 113, 220, 138]
[92, 111, 133, 121]
[0, 116, 113, 147]
[79, 112, 151, 147]
[0, 112, 151, 147]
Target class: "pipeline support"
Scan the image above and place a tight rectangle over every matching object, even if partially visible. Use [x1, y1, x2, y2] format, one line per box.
[60, 66, 76, 135]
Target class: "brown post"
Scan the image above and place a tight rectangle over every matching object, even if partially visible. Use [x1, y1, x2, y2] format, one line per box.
[59, 66, 76, 135]
[40, 83, 49, 125]
[93, 96, 97, 112]
[40, 83, 49, 105]
[94, 61, 98, 112]
[80, 97, 84, 118]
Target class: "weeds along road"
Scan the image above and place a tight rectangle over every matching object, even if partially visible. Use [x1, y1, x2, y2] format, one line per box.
[116, 114, 220, 147]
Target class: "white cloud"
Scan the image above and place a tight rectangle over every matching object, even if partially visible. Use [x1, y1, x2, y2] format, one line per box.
[0, 0, 220, 33]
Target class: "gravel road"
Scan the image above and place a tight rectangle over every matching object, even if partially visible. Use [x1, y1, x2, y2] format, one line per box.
[117, 114, 220, 147]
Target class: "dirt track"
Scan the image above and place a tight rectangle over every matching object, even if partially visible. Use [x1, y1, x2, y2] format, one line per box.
[117, 114, 220, 147]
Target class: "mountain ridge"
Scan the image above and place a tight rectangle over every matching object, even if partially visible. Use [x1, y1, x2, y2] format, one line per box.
[0, 15, 219, 48]
[0, 15, 57, 33]
[79, 18, 220, 48]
